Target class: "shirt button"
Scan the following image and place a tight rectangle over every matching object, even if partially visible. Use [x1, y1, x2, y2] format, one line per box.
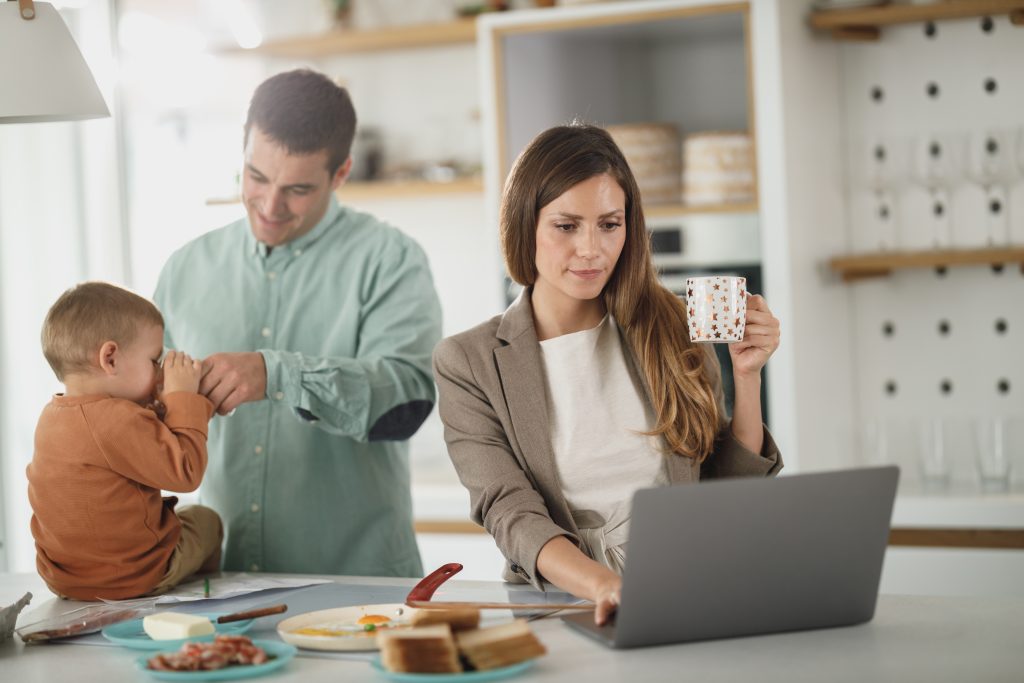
[254, 445, 263, 454]
[250, 503, 260, 513]
[294, 249, 303, 256]
[274, 391, 284, 401]
[261, 327, 271, 337]
[250, 563, 260, 572]
[267, 271, 277, 280]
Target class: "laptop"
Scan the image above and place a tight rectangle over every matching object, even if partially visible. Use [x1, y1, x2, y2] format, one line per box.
[562, 466, 899, 648]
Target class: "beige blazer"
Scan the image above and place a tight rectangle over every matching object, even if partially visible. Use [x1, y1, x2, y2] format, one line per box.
[432, 290, 782, 590]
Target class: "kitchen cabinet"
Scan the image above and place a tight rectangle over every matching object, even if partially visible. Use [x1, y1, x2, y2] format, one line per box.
[479, 0, 1022, 509]
[479, 1, 758, 220]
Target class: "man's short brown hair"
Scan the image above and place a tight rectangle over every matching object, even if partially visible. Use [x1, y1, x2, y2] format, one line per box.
[243, 69, 357, 176]
[41, 282, 164, 381]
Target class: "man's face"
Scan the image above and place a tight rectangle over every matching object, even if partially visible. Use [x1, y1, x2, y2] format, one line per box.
[241, 125, 349, 247]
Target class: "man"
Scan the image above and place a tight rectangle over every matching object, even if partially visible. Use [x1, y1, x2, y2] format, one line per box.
[154, 69, 442, 577]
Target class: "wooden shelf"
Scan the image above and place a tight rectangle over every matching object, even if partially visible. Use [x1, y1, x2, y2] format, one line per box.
[645, 201, 758, 218]
[205, 177, 483, 207]
[339, 177, 483, 200]
[828, 246, 1024, 281]
[232, 19, 477, 58]
[809, 0, 1024, 41]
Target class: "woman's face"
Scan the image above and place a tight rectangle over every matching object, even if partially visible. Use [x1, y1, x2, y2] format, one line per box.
[533, 173, 627, 307]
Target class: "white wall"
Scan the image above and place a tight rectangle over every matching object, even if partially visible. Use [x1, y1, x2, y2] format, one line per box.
[0, 1, 123, 572]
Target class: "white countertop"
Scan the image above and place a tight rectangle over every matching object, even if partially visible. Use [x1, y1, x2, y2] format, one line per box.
[3, 572, 1023, 682]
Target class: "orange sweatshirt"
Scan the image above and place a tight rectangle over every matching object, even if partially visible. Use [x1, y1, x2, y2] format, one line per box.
[26, 392, 214, 600]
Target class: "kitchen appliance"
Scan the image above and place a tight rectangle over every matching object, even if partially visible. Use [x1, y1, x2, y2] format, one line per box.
[649, 211, 768, 423]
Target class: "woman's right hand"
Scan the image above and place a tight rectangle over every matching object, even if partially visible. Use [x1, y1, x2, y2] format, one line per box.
[161, 350, 202, 396]
[536, 537, 623, 626]
[593, 575, 622, 626]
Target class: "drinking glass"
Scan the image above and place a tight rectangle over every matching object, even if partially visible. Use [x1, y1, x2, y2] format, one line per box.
[918, 418, 951, 491]
[859, 418, 890, 467]
[974, 417, 1012, 493]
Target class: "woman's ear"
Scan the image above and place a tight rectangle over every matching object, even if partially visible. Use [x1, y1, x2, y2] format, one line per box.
[98, 341, 119, 375]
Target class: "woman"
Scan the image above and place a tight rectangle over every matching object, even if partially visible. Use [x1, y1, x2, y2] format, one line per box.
[433, 124, 782, 625]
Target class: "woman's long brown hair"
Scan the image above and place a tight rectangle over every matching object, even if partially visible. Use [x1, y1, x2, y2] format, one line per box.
[501, 123, 721, 461]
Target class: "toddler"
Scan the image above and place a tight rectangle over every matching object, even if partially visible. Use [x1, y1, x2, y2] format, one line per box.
[26, 282, 222, 600]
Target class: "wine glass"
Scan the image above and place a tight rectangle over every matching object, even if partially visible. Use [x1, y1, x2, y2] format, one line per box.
[961, 128, 1016, 246]
[854, 135, 909, 251]
[1011, 126, 1024, 245]
[910, 133, 958, 248]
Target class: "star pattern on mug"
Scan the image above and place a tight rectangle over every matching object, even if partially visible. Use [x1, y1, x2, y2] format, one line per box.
[685, 276, 747, 343]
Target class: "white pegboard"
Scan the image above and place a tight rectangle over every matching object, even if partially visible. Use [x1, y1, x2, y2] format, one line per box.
[837, 15, 1024, 490]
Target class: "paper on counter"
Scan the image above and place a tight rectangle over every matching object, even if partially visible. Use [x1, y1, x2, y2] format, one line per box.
[158, 574, 331, 604]
[93, 573, 332, 605]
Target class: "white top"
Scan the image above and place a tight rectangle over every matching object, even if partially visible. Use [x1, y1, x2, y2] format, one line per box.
[538, 314, 667, 572]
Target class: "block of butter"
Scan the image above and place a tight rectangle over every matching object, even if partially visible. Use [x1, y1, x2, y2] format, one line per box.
[143, 612, 215, 640]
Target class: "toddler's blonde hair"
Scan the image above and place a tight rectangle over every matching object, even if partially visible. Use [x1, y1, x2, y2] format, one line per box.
[42, 282, 164, 381]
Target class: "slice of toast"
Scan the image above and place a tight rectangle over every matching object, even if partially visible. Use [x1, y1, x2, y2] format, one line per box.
[409, 607, 481, 632]
[378, 624, 461, 674]
[454, 619, 547, 671]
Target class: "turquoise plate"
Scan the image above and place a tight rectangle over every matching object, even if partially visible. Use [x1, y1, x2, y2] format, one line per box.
[135, 639, 297, 681]
[103, 613, 254, 650]
[370, 657, 536, 682]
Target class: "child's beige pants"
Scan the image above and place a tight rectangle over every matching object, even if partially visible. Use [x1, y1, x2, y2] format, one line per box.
[148, 504, 223, 595]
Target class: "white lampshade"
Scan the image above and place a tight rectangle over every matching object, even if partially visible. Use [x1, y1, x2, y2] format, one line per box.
[0, 1, 109, 123]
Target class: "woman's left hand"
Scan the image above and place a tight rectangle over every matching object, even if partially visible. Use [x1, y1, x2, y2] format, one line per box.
[728, 294, 780, 378]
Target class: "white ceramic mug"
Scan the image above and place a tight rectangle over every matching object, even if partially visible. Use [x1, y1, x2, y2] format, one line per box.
[685, 276, 747, 343]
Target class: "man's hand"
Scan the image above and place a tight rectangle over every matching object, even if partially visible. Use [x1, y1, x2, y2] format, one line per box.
[199, 352, 268, 415]
[161, 350, 203, 396]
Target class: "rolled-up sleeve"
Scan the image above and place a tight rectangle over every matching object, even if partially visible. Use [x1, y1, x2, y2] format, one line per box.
[261, 239, 441, 442]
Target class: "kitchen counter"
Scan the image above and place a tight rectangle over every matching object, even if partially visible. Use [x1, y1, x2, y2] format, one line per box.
[3, 572, 1023, 682]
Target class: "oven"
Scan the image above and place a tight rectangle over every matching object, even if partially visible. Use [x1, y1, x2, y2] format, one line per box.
[648, 211, 769, 424]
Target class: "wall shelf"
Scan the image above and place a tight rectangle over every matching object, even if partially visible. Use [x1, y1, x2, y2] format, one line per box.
[232, 19, 477, 58]
[338, 177, 483, 200]
[809, 0, 1024, 41]
[207, 183, 757, 212]
[205, 177, 484, 207]
[645, 201, 758, 219]
[828, 246, 1024, 281]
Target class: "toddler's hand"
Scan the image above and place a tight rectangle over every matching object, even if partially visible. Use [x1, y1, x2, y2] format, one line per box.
[161, 350, 202, 396]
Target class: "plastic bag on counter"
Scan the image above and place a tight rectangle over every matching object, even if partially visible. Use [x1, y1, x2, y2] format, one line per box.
[16, 597, 157, 643]
[2, 592, 33, 641]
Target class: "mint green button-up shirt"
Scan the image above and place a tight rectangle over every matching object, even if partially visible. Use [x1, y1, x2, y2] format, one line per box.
[154, 198, 441, 577]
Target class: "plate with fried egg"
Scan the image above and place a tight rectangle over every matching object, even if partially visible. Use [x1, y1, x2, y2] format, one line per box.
[277, 604, 418, 651]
